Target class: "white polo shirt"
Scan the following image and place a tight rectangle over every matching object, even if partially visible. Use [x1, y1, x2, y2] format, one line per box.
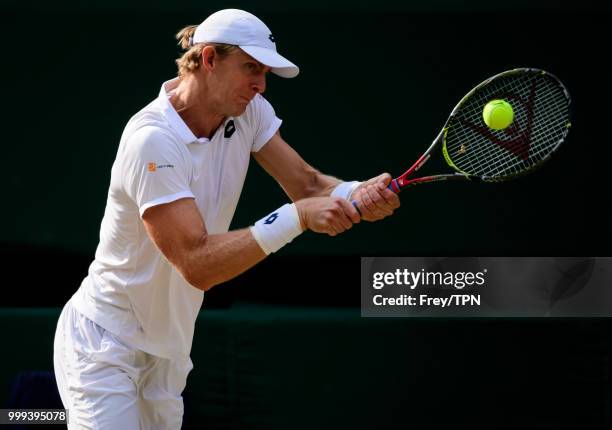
[72, 78, 282, 360]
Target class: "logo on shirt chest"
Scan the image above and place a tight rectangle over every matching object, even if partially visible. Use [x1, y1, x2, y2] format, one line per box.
[224, 120, 236, 138]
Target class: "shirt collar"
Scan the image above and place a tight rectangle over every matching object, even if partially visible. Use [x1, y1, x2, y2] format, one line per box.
[158, 78, 211, 145]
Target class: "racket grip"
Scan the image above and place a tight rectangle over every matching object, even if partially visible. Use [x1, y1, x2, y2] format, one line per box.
[352, 180, 398, 216]
[351, 200, 362, 217]
[351, 178, 402, 215]
[388, 179, 401, 193]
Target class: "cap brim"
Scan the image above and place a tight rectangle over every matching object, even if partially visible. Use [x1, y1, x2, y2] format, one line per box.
[240, 45, 299, 78]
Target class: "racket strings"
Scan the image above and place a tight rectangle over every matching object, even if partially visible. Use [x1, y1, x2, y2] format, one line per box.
[480, 85, 566, 177]
[456, 77, 527, 175]
[444, 71, 570, 179]
[450, 75, 568, 177]
[450, 76, 542, 175]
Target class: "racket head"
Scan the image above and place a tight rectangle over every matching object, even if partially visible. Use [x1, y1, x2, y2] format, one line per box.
[441, 68, 571, 182]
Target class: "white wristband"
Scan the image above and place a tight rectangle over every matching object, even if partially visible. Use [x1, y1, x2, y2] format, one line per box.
[330, 181, 361, 200]
[250, 203, 303, 255]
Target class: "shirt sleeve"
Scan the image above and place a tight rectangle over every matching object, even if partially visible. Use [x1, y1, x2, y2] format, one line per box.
[120, 126, 195, 217]
[250, 94, 283, 152]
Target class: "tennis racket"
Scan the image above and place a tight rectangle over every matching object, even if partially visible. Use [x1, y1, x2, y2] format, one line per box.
[383, 68, 571, 193]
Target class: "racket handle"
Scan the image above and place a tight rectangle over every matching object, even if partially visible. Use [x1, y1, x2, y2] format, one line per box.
[351, 179, 399, 216]
[388, 179, 401, 193]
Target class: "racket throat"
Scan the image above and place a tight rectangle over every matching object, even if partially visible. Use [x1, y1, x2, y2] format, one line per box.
[389, 179, 402, 193]
[413, 153, 431, 173]
[392, 153, 432, 191]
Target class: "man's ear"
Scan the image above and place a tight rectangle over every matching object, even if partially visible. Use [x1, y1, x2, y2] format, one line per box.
[201, 46, 216, 71]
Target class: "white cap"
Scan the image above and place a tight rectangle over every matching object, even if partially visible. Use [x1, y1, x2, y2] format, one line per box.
[192, 9, 299, 78]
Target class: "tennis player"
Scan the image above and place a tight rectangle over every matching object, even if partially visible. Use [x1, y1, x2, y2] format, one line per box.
[53, 9, 399, 429]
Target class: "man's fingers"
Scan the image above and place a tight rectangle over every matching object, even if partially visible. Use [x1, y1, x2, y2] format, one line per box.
[376, 172, 393, 187]
[378, 183, 401, 209]
[337, 198, 361, 224]
[354, 200, 375, 220]
[359, 186, 384, 218]
[342, 173, 399, 222]
[366, 185, 393, 216]
[319, 198, 357, 236]
[329, 217, 350, 236]
[336, 213, 353, 231]
[372, 178, 400, 210]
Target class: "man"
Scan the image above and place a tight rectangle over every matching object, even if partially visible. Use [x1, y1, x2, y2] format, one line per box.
[54, 9, 399, 429]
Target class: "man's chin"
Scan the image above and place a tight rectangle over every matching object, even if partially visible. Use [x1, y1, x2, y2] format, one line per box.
[230, 105, 248, 117]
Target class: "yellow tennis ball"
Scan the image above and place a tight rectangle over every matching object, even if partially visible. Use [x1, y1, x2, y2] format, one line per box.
[482, 99, 514, 130]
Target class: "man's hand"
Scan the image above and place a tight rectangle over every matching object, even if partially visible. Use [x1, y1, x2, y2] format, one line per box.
[295, 197, 361, 236]
[351, 173, 400, 222]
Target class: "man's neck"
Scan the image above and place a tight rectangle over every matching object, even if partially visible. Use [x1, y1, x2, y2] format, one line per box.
[170, 75, 225, 139]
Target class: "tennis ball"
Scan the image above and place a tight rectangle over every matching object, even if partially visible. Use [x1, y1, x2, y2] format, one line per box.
[482, 99, 514, 130]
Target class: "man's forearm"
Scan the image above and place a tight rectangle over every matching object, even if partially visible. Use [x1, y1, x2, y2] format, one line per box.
[182, 229, 267, 291]
[299, 170, 342, 199]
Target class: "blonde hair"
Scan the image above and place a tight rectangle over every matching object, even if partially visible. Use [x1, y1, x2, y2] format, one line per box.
[175, 25, 238, 77]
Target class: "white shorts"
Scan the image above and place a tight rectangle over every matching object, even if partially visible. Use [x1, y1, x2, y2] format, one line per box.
[53, 301, 193, 430]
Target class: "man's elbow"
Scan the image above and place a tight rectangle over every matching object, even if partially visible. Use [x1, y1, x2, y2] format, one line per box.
[182, 269, 215, 292]
[174, 235, 215, 291]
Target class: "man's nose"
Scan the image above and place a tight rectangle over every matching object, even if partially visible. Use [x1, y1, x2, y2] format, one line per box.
[251, 74, 266, 94]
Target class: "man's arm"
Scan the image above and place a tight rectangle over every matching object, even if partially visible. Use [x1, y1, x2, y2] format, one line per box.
[143, 198, 265, 291]
[253, 131, 341, 200]
[253, 131, 400, 221]
[142, 196, 360, 291]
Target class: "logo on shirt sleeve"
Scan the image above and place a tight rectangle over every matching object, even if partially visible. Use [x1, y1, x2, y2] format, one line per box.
[147, 162, 174, 172]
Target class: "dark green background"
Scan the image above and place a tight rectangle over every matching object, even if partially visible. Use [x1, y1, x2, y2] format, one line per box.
[0, 4, 610, 428]
[1, 1, 610, 305]
[1, 307, 609, 429]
